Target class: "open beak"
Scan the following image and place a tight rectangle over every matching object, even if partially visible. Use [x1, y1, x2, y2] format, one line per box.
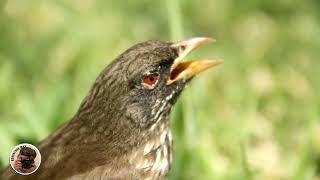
[167, 37, 223, 85]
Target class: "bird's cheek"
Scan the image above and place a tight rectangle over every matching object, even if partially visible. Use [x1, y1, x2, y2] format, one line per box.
[125, 103, 151, 127]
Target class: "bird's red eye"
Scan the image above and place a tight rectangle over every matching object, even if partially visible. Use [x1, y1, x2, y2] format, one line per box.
[143, 73, 159, 88]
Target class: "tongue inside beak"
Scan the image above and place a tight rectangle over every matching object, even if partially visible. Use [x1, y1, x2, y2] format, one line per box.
[166, 37, 223, 85]
[167, 59, 223, 85]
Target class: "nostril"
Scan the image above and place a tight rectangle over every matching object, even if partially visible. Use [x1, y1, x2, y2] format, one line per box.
[179, 45, 186, 52]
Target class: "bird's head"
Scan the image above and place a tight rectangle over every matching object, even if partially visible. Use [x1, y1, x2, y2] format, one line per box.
[80, 37, 222, 129]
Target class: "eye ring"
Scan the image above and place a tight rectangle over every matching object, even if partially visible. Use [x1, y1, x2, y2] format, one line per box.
[142, 73, 159, 89]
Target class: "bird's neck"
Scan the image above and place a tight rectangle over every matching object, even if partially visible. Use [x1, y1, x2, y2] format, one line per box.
[130, 119, 173, 178]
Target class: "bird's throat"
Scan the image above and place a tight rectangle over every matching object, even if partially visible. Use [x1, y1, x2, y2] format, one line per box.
[131, 120, 173, 178]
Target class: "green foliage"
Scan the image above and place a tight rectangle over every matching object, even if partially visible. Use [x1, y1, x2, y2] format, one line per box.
[0, 0, 320, 179]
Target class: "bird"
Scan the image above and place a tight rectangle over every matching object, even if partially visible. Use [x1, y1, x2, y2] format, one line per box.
[1, 37, 222, 180]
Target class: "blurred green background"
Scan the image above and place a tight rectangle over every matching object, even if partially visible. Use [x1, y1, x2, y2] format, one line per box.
[0, 0, 320, 179]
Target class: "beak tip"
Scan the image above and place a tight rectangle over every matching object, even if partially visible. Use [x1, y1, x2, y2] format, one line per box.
[206, 37, 216, 43]
[217, 59, 224, 64]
